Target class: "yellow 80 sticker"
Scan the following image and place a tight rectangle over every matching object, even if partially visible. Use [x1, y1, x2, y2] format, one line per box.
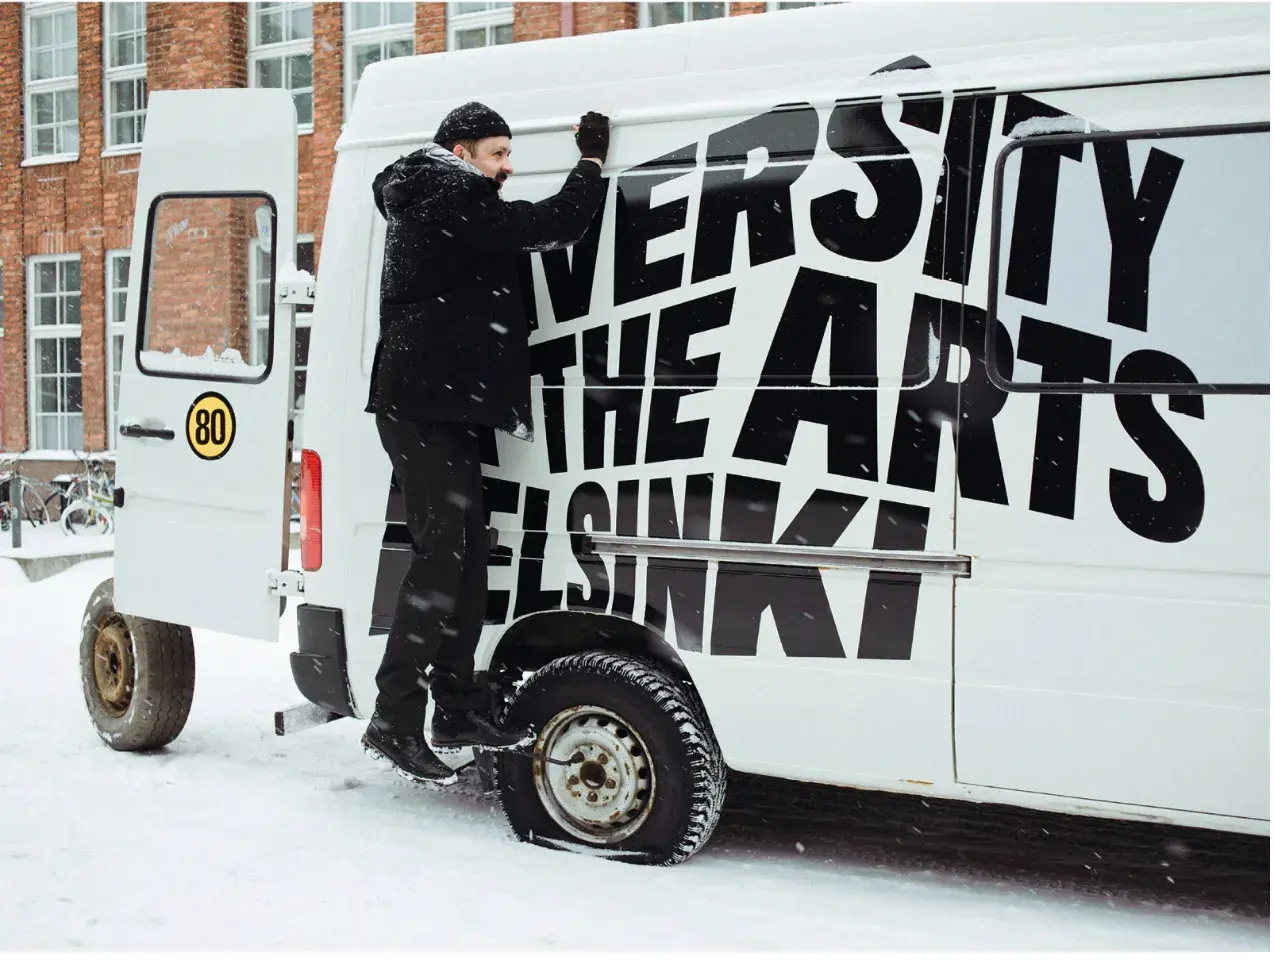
[186, 392, 236, 460]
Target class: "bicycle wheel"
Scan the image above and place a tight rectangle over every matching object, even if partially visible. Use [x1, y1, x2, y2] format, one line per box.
[61, 500, 113, 536]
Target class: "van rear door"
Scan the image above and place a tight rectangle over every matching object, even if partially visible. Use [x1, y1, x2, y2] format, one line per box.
[112, 89, 299, 642]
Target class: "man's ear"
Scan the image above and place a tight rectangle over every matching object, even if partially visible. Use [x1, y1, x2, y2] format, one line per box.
[451, 144, 466, 160]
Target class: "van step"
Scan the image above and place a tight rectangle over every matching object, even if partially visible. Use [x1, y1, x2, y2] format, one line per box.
[274, 702, 345, 736]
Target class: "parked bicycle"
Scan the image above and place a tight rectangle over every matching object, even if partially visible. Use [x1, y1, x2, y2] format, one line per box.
[0, 455, 67, 532]
[60, 453, 116, 537]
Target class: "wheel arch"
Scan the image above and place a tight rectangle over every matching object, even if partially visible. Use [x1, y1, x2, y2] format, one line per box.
[483, 610, 693, 684]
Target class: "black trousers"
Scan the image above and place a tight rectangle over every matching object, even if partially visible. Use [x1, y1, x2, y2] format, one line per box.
[374, 417, 489, 729]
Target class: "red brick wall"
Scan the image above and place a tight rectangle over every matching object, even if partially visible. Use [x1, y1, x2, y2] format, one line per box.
[417, 3, 446, 56]
[730, 1, 770, 14]
[575, 3, 638, 34]
[0, 5, 23, 451]
[145, 197, 254, 359]
[515, 3, 562, 43]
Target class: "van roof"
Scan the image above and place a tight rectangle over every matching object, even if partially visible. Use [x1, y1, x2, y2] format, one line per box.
[340, 2, 1269, 152]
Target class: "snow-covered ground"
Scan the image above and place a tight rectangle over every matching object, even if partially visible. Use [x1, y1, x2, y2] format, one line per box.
[0, 557, 1267, 951]
[0, 521, 112, 560]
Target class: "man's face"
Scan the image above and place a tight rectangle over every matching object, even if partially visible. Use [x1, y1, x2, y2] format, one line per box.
[456, 136, 514, 189]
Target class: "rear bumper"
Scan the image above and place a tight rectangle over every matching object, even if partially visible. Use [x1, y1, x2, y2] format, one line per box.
[291, 604, 357, 717]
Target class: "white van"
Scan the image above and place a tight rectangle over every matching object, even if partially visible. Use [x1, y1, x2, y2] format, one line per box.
[81, 2, 1270, 866]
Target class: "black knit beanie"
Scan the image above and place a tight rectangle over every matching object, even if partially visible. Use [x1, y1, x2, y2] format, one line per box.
[435, 101, 512, 144]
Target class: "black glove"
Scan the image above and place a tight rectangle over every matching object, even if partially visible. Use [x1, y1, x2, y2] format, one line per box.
[575, 111, 609, 164]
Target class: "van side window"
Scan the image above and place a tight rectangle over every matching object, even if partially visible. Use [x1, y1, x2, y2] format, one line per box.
[987, 123, 1270, 393]
[137, 193, 277, 382]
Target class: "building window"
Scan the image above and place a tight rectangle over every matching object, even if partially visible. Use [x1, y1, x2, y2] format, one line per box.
[447, 2, 513, 51]
[28, 256, 83, 451]
[639, 2, 729, 27]
[249, 2, 314, 130]
[293, 236, 314, 448]
[106, 251, 130, 447]
[345, 2, 414, 113]
[768, 1, 838, 9]
[25, 2, 79, 159]
[104, 1, 147, 150]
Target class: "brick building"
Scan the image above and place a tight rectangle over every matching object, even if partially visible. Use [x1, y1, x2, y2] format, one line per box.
[0, 1, 828, 470]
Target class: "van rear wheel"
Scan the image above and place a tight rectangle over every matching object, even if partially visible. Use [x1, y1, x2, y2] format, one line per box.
[494, 652, 726, 866]
[79, 579, 196, 751]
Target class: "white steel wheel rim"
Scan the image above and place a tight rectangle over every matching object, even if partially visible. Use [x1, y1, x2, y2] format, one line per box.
[532, 705, 656, 845]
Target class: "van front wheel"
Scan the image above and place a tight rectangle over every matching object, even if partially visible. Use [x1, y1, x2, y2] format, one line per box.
[494, 652, 726, 866]
[79, 579, 196, 751]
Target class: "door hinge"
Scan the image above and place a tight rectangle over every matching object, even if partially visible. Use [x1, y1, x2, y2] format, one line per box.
[276, 279, 316, 306]
[268, 570, 306, 597]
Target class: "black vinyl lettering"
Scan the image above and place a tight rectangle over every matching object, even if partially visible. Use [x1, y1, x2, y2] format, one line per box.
[733, 268, 878, 479]
[711, 475, 852, 658]
[691, 103, 818, 283]
[1095, 140, 1184, 331]
[566, 482, 611, 613]
[887, 295, 1012, 504]
[811, 96, 924, 263]
[610, 479, 640, 617]
[857, 500, 929, 660]
[645, 289, 733, 464]
[481, 477, 520, 624]
[1017, 317, 1112, 519]
[614, 144, 697, 306]
[643, 475, 713, 652]
[1110, 350, 1205, 543]
[582, 316, 649, 469]
[529, 333, 577, 474]
[513, 487, 563, 618]
[1001, 95, 1084, 305]
[542, 183, 609, 323]
[923, 95, 994, 284]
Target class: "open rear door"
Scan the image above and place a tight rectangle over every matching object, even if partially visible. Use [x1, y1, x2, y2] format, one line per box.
[112, 89, 298, 642]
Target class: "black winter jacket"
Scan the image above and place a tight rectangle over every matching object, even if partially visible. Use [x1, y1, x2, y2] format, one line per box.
[365, 144, 606, 439]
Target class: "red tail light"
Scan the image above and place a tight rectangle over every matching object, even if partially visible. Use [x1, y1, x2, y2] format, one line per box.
[299, 448, 322, 571]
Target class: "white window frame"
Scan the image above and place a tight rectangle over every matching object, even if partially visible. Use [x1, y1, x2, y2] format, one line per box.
[248, 1, 314, 134]
[248, 238, 272, 367]
[105, 250, 131, 448]
[446, 2, 514, 52]
[27, 254, 84, 452]
[344, 1, 415, 116]
[638, 2, 731, 28]
[103, 1, 147, 154]
[24, 1, 80, 163]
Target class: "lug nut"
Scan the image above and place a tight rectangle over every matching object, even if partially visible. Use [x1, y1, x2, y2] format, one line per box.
[605, 779, 616, 789]
[568, 775, 580, 786]
[599, 754, 609, 765]
[588, 791, 598, 802]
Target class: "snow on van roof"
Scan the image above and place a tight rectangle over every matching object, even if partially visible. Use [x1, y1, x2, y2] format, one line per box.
[340, 2, 1268, 150]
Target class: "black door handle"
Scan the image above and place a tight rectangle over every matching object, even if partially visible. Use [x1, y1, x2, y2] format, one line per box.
[119, 424, 175, 440]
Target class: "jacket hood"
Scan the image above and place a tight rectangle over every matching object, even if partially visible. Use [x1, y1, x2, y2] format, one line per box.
[372, 142, 494, 222]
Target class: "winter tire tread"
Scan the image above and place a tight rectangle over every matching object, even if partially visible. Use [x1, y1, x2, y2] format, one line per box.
[80, 579, 196, 752]
[494, 650, 726, 866]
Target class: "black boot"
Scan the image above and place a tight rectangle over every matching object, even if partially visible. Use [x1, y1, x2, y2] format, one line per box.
[431, 706, 534, 751]
[362, 713, 458, 785]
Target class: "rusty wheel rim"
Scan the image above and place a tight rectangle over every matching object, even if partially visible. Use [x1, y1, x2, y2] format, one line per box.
[532, 705, 655, 845]
[92, 616, 135, 718]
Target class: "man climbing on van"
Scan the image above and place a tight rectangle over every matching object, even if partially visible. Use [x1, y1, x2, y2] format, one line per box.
[362, 101, 610, 784]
